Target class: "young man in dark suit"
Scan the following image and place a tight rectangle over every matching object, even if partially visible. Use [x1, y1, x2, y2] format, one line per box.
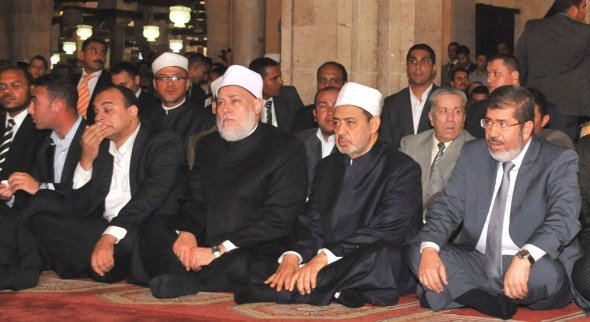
[0, 67, 47, 219]
[380, 43, 438, 150]
[71, 37, 112, 123]
[0, 74, 83, 290]
[249, 57, 305, 133]
[28, 85, 188, 284]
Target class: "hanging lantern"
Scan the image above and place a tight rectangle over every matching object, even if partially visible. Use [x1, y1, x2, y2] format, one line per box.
[143, 25, 160, 42]
[169, 6, 191, 28]
[63, 41, 77, 55]
[76, 24, 93, 40]
[169, 39, 184, 53]
[50, 53, 61, 65]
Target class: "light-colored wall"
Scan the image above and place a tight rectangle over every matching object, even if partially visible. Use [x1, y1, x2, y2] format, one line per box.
[282, 0, 443, 105]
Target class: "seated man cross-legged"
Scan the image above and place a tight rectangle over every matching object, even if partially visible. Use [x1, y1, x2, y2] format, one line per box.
[139, 65, 308, 299]
[28, 85, 187, 283]
[409, 85, 588, 319]
[236, 82, 422, 308]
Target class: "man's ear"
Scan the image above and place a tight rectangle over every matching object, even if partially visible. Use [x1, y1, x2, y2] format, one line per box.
[541, 114, 550, 128]
[129, 105, 139, 119]
[253, 98, 263, 115]
[369, 116, 381, 134]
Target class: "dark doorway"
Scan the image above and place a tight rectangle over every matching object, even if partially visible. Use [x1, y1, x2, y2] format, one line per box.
[475, 4, 520, 56]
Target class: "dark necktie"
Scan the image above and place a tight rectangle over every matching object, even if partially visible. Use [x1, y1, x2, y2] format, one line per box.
[485, 161, 515, 278]
[430, 142, 446, 177]
[264, 99, 273, 125]
[0, 119, 16, 174]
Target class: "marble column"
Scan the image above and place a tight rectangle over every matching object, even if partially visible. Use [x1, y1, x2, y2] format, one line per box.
[206, 0, 231, 64]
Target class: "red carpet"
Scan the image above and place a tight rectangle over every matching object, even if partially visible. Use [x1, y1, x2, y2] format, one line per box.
[0, 271, 588, 321]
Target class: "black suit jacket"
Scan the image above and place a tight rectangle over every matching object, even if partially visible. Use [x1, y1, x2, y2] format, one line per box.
[187, 85, 207, 110]
[272, 85, 305, 133]
[69, 125, 188, 233]
[292, 140, 422, 261]
[30, 119, 86, 193]
[70, 71, 112, 124]
[379, 85, 438, 150]
[0, 114, 48, 209]
[464, 99, 488, 139]
[136, 90, 159, 123]
[516, 13, 590, 116]
[292, 103, 317, 133]
[295, 128, 338, 195]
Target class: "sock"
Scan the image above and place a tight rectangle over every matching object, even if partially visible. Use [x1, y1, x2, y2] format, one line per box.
[234, 283, 280, 304]
[149, 273, 202, 299]
[456, 288, 518, 320]
[335, 289, 365, 308]
[419, 291, 431, 309]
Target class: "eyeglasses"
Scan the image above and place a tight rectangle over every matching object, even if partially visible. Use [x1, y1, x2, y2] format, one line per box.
[0, 82, 28, 90]
[480, 118, 523, 131]
[154, 75, 188, 82]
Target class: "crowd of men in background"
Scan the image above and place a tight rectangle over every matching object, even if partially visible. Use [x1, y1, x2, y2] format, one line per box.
[0, 0, 588, 319]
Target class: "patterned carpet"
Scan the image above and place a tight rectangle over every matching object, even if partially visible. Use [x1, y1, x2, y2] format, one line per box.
[0, 271, 588, 321]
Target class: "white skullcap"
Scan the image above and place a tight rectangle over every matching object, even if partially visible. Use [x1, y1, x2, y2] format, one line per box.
[210, 77, 223, 99]
[151, 52, 188, 74]
[216, 65, 263, 99]
[335, 82, 383, 116]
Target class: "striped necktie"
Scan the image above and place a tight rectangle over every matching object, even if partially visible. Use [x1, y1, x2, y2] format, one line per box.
[77, 74, 94, 119]
[430, 142, 445, 177]
[264, 99, 273, 125]
[0, 119, 16, 174]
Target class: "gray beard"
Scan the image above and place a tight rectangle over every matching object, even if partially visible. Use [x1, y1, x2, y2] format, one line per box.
[489, 147, 522, 162]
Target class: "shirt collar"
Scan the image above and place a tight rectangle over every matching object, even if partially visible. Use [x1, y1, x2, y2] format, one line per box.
[51, 116, 82, 143]
[109, 124, 141, 157]
[82, 69, 102, 79]
[410, 83, 434, 102]
[315, 128, 334, 143]
[7, 108, 28, 126]
[135, 88, 142, 98]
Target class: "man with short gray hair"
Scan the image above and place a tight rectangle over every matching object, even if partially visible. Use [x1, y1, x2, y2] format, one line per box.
[400, 87, 474, 219]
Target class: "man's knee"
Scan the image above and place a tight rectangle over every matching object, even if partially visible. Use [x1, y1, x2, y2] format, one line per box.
[528, 256, 568, 295]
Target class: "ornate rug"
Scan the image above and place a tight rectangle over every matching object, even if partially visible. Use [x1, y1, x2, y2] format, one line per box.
[0, 271, 587, 321]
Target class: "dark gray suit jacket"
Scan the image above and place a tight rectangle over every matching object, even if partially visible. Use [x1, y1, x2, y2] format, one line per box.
[414, 136, 589, 310]
[399, 129, 474, 218]
[295, 128, 338, 196]
[273, 85, 305, 133]
[380, 85, 438, 150]
[516, 13, 590, 116]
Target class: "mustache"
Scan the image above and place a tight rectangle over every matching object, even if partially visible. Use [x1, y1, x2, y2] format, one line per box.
[487, 136, 504, 144]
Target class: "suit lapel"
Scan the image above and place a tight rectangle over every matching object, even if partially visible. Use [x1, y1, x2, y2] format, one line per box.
[418, 133, 433, 180]
[273, 96, 289, 131]
[401, 89, 414, 135]
[60, 120, 85, 184]
[510, 137, 541, 216]
[129, 126, 148, 195]
[476, 151, 498, 232]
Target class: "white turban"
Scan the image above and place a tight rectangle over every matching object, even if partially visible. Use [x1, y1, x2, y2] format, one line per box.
[335, 82, 383, 116]
[151, 52, 188, 74]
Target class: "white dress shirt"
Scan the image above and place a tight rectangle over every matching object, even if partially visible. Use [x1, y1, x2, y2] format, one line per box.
[78, 69, 103, 97]
[430, 136, 452, 164]
[409, 84, 434, 134]
[421, 139, 546, 261]
[261, 98, 278, 127]
[72, 125, 141, 242]
[50, 117, 83, 184]
[315, 129, 335, 158]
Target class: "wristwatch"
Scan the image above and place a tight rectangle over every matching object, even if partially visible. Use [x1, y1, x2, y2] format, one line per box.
[38, 182, 49, 190]
[211, 245, 222, 258]
[515, 248, 535, 265]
